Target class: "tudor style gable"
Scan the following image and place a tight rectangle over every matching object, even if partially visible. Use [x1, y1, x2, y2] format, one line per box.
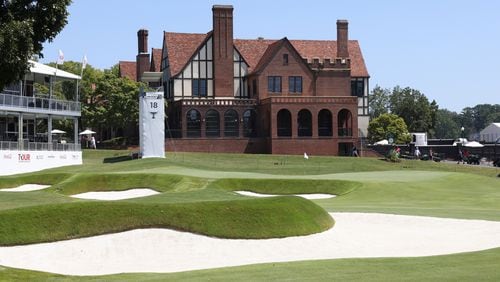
[163, 32, 250, 100]
[249, 38, 313, 100]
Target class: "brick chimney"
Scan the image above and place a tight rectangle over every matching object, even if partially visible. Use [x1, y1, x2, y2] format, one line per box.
[336, 20, 349, 58]
[136, 29, 150, 82]
[212, 5, 234, 97]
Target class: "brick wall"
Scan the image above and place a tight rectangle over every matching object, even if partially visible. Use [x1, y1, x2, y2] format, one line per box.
[165, 138, 268, 154]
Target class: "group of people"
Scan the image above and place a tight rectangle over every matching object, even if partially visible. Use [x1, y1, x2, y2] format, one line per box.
[81, 135, 96, 149]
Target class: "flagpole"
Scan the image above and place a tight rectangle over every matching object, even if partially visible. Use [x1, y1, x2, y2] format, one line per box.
[78, 55, 87, 102]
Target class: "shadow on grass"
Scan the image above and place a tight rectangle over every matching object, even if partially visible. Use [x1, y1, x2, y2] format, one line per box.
[103, 155, 133, 163]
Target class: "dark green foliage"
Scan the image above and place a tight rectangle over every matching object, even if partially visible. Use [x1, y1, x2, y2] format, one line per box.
[368, 113, 411, 144]
[389, 86, 438, 134]
[385, 149, 401, 163]
[369, 85, 390, 119]
[0, 0, 72, 89]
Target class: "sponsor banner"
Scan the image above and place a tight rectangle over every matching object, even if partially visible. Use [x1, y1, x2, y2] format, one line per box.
[0, 150, 82, 176]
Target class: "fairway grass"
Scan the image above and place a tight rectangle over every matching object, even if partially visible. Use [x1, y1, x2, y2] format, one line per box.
[0, 150, 499, 280]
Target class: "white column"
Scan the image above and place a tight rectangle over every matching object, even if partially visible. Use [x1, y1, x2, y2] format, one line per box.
[48, 115, 53, 150]
[18, 113, 23, 150]
[74, 118, 79, 149]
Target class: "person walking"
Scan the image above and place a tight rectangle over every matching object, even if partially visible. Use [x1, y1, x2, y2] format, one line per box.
[352, 146, 359, 157]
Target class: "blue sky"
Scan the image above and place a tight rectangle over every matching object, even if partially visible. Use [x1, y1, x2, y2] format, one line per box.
[41, 0, 500, 112]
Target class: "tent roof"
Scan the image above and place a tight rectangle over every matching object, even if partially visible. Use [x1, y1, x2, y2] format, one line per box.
[28, 60, 81, 80]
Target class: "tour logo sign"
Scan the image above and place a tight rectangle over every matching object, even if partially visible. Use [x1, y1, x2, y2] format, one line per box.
[18, 153, 31, 163]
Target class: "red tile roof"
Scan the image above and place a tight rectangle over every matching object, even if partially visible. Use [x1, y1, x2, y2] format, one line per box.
[151, 48, 162, 72]
[164, 33, 369, 77]
[119, 61, 136, 81]
[289, 39, 369, 77]
[163, 32, 211, 76]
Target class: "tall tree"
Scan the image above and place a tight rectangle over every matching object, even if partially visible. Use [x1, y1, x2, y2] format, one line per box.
[389, 86, 438, 133]
[368, 113, 411, 144]
[89, 66, 144, 139]
[369, 85, 390, 119]
[0, 0, 72, 89]
[434, 109, 461, 139]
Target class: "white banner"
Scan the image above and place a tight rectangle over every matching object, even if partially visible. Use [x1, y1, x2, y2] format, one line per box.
[139, 91, 165, 158]
[0, 150, 82, 176]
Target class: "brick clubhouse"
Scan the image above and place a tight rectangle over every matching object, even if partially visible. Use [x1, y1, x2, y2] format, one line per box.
[119, 5, 370, 156]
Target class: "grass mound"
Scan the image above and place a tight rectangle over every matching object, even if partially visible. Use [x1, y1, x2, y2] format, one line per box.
[0, 173, 72, 189]
[50, 173, 209, 195]
[209, 178, 360, 196]
[0, 196, 333, 245]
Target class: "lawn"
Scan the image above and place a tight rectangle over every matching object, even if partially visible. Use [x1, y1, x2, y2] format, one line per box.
[0, 149, 499, 281]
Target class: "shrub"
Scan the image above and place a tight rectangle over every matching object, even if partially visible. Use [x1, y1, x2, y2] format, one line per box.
[385, 149, 401, 163]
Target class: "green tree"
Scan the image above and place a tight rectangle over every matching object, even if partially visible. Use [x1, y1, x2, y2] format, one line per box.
[90, 67, 143, 139]
[368, 113, 411, 144]
[0, 0, 72, 89]
[434, 109, 461, 139]
[458, 104, 500, 138]
[389, 86, 438, 133]
[369, 85, 390, 119]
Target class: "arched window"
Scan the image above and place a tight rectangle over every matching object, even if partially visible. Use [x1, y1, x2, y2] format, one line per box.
[277, 109, 292, 137]
[224, 110, 239, 137]
[205, 109, 220, 137]
[297, 109, 312, 137]
[186, 109, 201, 138]
[243, 109, 257, 137]
[338, 109, 352, 137]
[318, 109, 333, 136]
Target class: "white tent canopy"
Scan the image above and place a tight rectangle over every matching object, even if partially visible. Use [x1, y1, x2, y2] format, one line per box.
[79, 129, 96, 135]
[464, 141, 484, 148]
[374, 139, 389, 145]
[28, 60, 81, 80]
[51, 129, 66, 134]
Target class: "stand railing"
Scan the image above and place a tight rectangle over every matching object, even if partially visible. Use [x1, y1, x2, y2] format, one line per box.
[0, 93, 81, 114]
[0, 141, 81, 151]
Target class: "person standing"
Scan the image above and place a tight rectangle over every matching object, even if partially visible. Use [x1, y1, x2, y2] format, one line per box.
[414, 146, 421, 159]
[457, 148, 463, 164]
[90, 136, 96, 149]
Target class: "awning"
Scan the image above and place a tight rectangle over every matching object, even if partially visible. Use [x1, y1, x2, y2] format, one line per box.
[79, 129, 96, 135]
[28, 60, 81, 80]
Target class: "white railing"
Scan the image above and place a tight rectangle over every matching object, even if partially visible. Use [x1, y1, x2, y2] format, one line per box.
[0, 141, 81, 151]
[0, 93, 81, 114]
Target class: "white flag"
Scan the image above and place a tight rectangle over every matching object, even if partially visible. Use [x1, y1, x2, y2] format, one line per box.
[57, 49, 65, 65]
[82, 55, 88, 69]
[304, 152, 309, 160]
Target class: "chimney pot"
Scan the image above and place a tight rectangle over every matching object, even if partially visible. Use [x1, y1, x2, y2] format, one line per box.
[212, 5, 234, 97]
[138, 29, 149, 54]
[336, 20, 349, 58]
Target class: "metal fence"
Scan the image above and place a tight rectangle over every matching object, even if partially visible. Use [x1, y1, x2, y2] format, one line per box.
[0, 141, 81, 151]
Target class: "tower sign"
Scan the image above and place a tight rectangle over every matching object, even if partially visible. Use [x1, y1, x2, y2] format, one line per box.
[139, 90, 165, 158]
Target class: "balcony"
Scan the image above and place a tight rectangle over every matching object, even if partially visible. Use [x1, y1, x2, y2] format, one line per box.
[0, 92, 81, 117]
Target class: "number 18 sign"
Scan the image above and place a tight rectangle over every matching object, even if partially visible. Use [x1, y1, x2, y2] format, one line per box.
[139, 91, 165, 158]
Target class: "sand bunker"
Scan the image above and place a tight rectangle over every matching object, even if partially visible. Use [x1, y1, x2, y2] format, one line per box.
[71, 188, 160, 200]
[1, 212, 500, 275]
[0, 184, 51, 192]
[235, 190, 335, 199]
